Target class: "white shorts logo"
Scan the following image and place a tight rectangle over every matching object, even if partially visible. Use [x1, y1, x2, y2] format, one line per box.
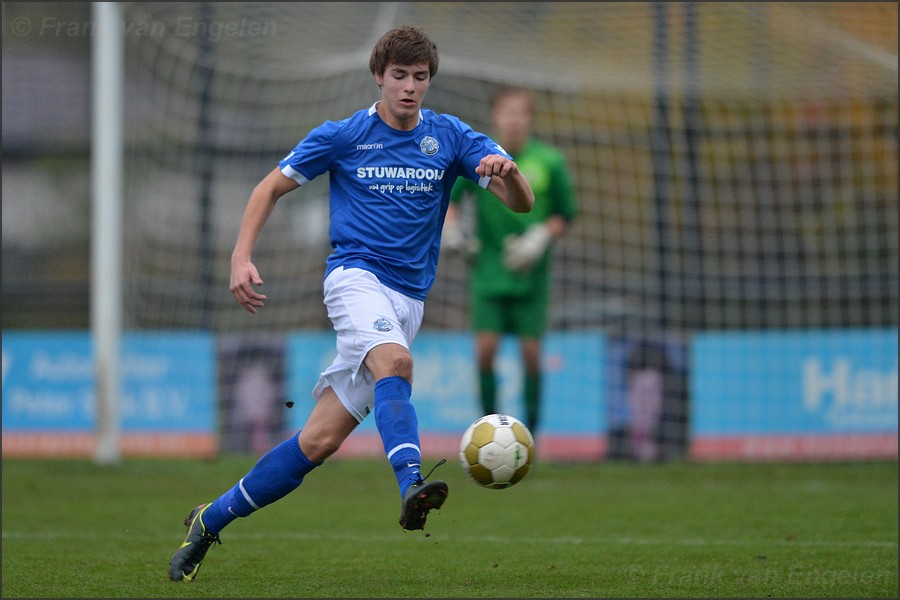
[373, 317, 393, 332]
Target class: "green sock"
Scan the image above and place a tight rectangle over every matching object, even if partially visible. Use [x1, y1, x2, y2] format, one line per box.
[479, 369, 497, 415]
[524, 373, 541, 433]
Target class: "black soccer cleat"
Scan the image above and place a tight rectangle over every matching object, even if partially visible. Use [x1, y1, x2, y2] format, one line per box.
[399, 479, 449, 531]
[168, 503, 221, 582]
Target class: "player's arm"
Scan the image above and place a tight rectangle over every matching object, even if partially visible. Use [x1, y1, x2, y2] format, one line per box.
[230, 168, 300, 314]
[478, 154, 534, 213]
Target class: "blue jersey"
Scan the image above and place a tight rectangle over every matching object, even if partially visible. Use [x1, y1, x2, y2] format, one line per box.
[279, 103, 510, 300]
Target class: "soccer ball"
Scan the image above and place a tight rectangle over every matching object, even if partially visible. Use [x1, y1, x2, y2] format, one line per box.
[459, 413, 535, 489]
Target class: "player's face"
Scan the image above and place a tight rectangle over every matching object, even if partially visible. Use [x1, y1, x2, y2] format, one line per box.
[492, 93, 533, 154]
[375, 62, 431, 131]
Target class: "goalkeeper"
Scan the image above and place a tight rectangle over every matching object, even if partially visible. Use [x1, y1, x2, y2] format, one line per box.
[445, 86, 576, 436]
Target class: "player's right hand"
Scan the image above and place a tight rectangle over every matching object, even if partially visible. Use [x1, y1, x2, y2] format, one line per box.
[230, 259, 267, 314]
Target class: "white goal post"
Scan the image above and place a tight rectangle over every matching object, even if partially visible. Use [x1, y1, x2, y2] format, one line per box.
[91, 1, 124, 465]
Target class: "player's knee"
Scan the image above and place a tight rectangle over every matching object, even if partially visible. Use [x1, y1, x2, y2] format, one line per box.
[366, 344, 413, 381]
[374, 350, 413, 381]
[477, 354, 495, 371]
[302, 437, 338, 463]
[388, 355, 413, 381]
[299, 429, 344, 463]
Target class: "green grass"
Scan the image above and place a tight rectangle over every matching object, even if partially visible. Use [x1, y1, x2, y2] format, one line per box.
[2, 457, 897, 598]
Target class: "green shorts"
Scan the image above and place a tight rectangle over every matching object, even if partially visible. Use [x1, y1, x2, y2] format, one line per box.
[471, 292, 549, 338]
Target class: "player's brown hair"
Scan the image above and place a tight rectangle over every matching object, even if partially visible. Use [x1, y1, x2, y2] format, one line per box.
[369, 25, 439, 79]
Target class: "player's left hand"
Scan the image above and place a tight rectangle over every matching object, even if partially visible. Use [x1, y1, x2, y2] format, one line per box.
[476, 154, 519, 179]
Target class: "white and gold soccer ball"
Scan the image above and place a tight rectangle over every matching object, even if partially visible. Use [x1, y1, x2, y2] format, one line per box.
[459, 413, 535, 489]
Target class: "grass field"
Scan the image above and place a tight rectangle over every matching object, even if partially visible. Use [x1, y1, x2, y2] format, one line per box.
[2, 456, 897, 598]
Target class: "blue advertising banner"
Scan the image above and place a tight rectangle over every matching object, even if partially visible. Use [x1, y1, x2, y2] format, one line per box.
[2, 331, 216, 456]
[692, 328, 898, 435]
[286, 330, 605, 436]
[285, 330, 340, 430]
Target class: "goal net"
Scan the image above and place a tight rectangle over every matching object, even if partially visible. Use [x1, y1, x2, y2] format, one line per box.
[118, 2, 897, 460]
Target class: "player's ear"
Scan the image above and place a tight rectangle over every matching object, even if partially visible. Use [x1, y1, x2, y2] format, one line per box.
[374, 72, 384, 88]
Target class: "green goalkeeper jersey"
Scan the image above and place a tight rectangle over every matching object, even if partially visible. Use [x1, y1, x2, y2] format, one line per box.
[449, 138, 576, 298]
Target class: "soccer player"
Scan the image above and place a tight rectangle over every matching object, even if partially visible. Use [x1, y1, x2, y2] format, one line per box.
[444, 86, 576, 436]
[168, 25, 534, 582]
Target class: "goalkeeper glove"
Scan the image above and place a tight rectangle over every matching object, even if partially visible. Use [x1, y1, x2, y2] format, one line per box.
[442, 221, 481, 257]
[503, 222, 551, 273]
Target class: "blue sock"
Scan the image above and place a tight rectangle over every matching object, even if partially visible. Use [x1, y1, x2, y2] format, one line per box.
[202, 431, 321, 534]
[373, 376, 422, 497]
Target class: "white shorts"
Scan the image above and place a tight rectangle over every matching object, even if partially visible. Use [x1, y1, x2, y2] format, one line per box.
[312, 266, 424, 423]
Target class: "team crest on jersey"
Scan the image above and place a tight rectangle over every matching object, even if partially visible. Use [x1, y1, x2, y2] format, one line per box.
[419, 136, 439, 156]
[373, 317, 393, 332]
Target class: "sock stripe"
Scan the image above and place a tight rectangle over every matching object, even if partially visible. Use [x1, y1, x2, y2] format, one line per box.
[386, 443, 420, 461]
[238, 477, 261, 511]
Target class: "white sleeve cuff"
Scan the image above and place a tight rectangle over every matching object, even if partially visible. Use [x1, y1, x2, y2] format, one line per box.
[281, 164, 309, 185]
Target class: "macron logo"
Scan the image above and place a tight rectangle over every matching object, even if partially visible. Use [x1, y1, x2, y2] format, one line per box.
[356, 143, 384, 151]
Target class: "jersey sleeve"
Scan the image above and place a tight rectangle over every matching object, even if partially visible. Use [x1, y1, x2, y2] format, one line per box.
[278, 120, 340, 184]
[454, 123, 511, 190]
